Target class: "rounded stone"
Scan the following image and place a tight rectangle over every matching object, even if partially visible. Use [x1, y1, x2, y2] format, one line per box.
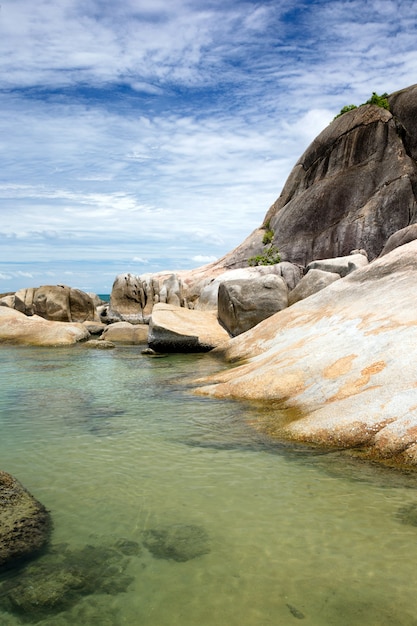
[0, 470, 51, 569]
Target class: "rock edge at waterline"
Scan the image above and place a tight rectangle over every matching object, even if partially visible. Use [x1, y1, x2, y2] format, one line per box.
[0, 471, 51, 569]
[195, 240, 417, 467]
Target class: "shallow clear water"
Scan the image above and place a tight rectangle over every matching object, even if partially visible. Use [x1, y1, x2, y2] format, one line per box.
[1, 345, 417, 625]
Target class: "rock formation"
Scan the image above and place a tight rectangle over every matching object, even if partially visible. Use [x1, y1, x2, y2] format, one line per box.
[195, 239, 417, 467]
[218, 274, 288, 336]
[14, 285, 96, 323]
[148, 303, 229, 352]
[0, 470, 51, 569]
[0, 307, 90, 346]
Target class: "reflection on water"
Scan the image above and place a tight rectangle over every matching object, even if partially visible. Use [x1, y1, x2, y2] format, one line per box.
[1, 345, 417, 625]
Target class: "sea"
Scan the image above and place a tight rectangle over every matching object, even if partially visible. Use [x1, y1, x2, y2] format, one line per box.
[1, 343, 417, 625]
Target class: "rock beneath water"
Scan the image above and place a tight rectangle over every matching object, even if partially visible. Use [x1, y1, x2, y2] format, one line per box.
[395, 503, 417, 526]
[0, 470, 51, 569]
[0, 307, 90, 346]
[148, 303, 229, 352]
[218, 274, 288, 336]
[0, 542, 134, 622]
[288, 269, 340, 306]
[143, 524, 210, 562]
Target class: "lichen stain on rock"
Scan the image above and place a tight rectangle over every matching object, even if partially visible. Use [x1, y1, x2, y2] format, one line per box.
[327, 361, 386, 402]
[323, 354, 357, 379]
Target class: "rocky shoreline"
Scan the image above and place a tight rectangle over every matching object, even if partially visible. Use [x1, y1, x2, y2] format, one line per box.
[2, 84, 417, 468]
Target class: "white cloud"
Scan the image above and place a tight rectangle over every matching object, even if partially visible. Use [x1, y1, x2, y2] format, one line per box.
[1, 0, 417, 292]
[192, 255, 218, 263]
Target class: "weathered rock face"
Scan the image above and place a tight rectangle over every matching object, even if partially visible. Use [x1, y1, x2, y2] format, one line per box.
[195, 240, 417, 466]
[107, 272, 184, 324]
[148, 303, 229, 352]
[193, 84, 417, 274]
[14, 285, 95, 323]
[0, 470, 51, 569]
[107, 273, 145, 324]
[218, 274, 288, 336]
[195, 263, 302, 312]
[0, 307, 90, 346]
[263, 102, 417, 265]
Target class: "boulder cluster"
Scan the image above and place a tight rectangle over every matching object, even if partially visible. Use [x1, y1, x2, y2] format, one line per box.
[2, 84, 417, 464]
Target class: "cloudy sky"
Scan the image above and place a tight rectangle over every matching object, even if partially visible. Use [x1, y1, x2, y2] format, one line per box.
[1, 0, 416, 293]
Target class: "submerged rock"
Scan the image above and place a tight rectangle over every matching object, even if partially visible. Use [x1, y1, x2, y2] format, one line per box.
[0, 542, 134, 622]
[142, 524, 210, 562]
[395, 503, 417, 526]
[0, 470, 51, 569]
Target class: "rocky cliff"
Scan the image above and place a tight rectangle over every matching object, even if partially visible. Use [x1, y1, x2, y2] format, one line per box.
[204, 83, 417, 271]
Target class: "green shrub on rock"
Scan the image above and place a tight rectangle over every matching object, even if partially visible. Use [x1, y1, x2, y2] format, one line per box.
[248, 245, 281, 267]
[334, 91, 390, 119]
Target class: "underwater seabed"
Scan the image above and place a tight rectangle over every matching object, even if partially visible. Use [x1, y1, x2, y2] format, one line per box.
[1, 345, 417, 625]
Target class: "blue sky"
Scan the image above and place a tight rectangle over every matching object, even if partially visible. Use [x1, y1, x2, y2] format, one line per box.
[1, 0, 416, 293]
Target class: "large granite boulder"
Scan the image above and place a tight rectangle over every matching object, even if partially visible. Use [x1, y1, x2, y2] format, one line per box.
[100, 321, 148, 344]
[196, 263, 301, 312]
[288, 269, 340, 306]
[107, 273, 145, 324]
[148, 303, 229, 352]
[218, 274, 288, 336]
[14, 285, 96, 323]
[107, 272, 185, 324]
[189, 85, 417, 276]
[196, 240, 417, 466]
[0, 470, 51, 569]
[0, 307, 90, 346]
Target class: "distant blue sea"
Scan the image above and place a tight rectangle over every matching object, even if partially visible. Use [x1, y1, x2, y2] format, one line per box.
[97, 293, 110, 302]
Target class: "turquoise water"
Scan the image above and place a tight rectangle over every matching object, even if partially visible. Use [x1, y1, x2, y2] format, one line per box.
[1, 345, 417, 625]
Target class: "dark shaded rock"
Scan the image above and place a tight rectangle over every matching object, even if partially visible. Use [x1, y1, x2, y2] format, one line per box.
[143, 524, 210, 562]
[205, 87, 417, 273]
[218, 274, 288, 336]
[0, 470, 51, 570]
[0, 543, 134, 622]
[388, 83, 417, 161]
